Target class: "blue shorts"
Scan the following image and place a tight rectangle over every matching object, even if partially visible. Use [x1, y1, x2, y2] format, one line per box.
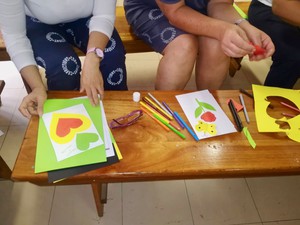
[124, 0, 208, 53]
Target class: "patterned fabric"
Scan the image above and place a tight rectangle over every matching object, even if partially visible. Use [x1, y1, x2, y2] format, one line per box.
[0, 0, 116, 71]
[124, 0, 208, 53]
[26, 16, 127, 90]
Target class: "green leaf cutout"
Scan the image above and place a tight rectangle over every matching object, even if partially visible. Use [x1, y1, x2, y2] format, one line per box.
[200, 102, 216, 111]
[195, 106, 203, 118]
[194, 98, 216, 118]
[76, 133, 99, 151]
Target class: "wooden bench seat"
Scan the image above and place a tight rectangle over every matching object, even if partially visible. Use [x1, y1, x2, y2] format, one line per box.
[0, 3, 250, 78]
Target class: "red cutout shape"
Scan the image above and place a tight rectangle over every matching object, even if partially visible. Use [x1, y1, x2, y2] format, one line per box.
[56, 118, 83, 137]
[249, 42, 266, 55]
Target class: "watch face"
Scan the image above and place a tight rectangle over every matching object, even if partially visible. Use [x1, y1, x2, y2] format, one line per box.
[95, 48, 104, 58]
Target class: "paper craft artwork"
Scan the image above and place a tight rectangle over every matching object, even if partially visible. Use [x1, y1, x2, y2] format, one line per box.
[252, 84, 300, 142]
[176, 90, 236, 140]
[46, 100, 122, 183]
[43, 104, 103, 161]
[35, 98, 107, 173]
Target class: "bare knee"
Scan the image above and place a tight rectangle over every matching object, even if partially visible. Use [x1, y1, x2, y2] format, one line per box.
[163, 34, 198, 59]
[196, 37, 230, 89]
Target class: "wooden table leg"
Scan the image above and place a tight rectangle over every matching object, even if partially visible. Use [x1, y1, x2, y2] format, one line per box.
[0, 80, 5, 107]
[91, 183, 108, 217]
[0, 156, 11, 180]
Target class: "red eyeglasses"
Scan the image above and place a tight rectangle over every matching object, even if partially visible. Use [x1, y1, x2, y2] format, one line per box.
[109, 110, 143, 129]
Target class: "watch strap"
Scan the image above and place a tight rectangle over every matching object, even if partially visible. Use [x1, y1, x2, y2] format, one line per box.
[86, 47, 104, 59]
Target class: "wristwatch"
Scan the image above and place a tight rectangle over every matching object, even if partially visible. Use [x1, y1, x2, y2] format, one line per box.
[86, 47, 104, 60]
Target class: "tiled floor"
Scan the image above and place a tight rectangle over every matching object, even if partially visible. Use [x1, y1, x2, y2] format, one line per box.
[1, 53, 300, 225]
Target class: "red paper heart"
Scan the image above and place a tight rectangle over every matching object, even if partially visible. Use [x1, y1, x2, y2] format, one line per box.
[56, 118, 83, 137]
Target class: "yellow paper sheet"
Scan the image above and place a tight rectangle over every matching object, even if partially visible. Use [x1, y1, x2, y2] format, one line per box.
[252, 84, 300, 142]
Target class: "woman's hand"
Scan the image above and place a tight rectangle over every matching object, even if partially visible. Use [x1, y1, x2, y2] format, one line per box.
[80, 54, 104, 106]
[238, 21, 275, 61]
[219, 23, 255, 58]
[19, 87, 47, 118]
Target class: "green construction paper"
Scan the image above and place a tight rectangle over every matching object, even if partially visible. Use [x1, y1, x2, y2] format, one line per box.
[243, 127, 256, 149]
[35, 98, 107, 173]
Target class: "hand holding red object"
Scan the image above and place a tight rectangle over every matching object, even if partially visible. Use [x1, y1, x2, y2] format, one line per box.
[250, 42, 266, 55]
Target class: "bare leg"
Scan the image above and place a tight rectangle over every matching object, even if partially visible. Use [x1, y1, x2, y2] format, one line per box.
[155, 34, 198, 90]
[196, 36, 230, 90]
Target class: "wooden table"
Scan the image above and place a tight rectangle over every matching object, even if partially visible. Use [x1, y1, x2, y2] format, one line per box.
[12, 90, 300, 216]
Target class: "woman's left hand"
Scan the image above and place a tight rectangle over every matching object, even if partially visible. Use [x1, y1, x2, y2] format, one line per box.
[80, 54, 104, 106]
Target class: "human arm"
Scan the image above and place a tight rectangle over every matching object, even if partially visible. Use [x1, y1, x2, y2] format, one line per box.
[272, 0, 300, 26]
[18, 65, 47, 118]
[207, 0, 275, 60]
[155, 0, 274, 59]
[0, 0, 47, 118]
[156, 0, 254, 57]
[80, 0, 116, 105]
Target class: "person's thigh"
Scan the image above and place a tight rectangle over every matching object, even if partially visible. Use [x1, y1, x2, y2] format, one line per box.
[125, 4, 187, 53]
[26, 16, 81, 90]
[99, 29, 128, 90]
[196, 36, 229, 89]
[64, 18, 127, 90]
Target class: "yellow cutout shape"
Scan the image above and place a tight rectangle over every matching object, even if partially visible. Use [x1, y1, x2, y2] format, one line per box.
[252, 84, 300, 142]
[50, 113, 91, 144]
[195, 121, 217, 136]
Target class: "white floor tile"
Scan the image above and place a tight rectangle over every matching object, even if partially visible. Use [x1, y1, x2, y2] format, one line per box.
[0, 181, 54, 225]
[0, 89, 18, 126]
[263, 221, 300, 225]
[247, 176, 300, 221]
[0, 125, 27, 169]
[186, 178, 261, 225]
[50, 184, 122, 225]
[123, 180, 194, 225]
[0, 61, 24, 89]
[0, 125, 8, 148]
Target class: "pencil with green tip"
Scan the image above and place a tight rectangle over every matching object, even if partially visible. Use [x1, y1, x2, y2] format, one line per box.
[153, 112, 186, 139]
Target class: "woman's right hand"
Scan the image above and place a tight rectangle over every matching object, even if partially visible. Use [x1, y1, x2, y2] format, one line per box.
[219, 23, 255, 58]
[19, 87, 47, 118]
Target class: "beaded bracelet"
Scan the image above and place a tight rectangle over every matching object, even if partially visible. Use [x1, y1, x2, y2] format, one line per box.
[234, 18, 247, 26]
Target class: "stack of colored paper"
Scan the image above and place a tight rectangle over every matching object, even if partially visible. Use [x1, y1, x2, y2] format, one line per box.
[35, 97, 122, 183]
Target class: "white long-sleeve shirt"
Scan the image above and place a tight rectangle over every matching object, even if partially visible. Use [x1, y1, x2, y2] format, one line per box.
[0, 0, 117, 71]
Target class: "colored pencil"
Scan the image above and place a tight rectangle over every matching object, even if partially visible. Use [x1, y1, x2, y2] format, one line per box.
[140, 101, 169, 124]
[141, 107, 170, 131]
[153, 113, 186, 139]
[147, 93, 173, 117]
[142, 97, 171, 120]
[239, 94, 250, 123]
[228, 99, 243, 132]
[173, 111, 200, 141]
[162, 101, 185, 129]
[280, 101, 300, 114]
[144, 96, 173, 120]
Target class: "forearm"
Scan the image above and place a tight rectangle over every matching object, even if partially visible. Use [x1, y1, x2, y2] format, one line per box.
[156, 0, 230, 40]
[87, 31, 109, 52]
[20, 65, 46, 91]
[272, 0, 300, 26]
[207, 0, 242, 24]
